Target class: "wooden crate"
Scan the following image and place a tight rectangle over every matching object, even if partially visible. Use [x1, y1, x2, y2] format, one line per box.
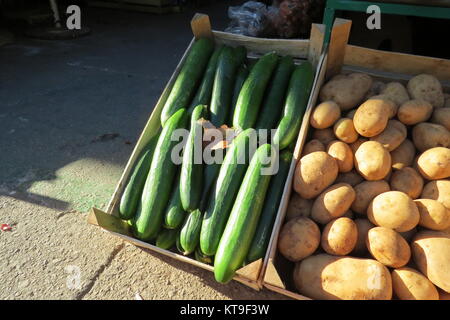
[262, 18, 450, 299]
[87, 13, 326, 290]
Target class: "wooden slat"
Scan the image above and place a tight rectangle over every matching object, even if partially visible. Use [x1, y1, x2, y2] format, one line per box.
[308, 24, 325, 69]
[326, 18, 352, 78]
[191, 13, 213, 40]
[264, 283, 311, 300]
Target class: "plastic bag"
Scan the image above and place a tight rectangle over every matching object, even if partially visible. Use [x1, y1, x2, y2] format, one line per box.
[225, 1, 272, 37]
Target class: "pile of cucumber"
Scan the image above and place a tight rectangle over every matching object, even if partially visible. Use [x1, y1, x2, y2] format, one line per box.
[118, 37, 314, 284]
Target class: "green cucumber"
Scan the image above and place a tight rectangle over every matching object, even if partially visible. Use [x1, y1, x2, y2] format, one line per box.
[160, 38, 214, 125]
[195, 247, 213, 264]
[246, 150, 293, 264]
[176, 230, 183, 254]
[180, 209, 203, 255]
[255, 56, 295, 130]
[232, 46, 247, 67]
[188, 46, 223, 115]
[273, 61, 314, 150]
[214, 144, 276, 283]
[133, 108, 188, 240]
[199, 129, 254, 256]
[232, 52, 279, 131]
[180, 105, 206, 212]
[198, 160, 222, 212]
[229, 64, 249, 126]
[163, 172, 186, 229]
[119, 130, 161, 220]
[156, 228, 178, 250]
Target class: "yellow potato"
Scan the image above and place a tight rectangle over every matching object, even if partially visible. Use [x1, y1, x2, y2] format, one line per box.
[278, 217, 320, 262]
[398, 99, 433, 125]
[417, 147, 450, 180]
[352, 218, 375, 255]
[311, 183, 356, 224]
[370, 119, 407, 151]
[286, 192, 313, 220]
[312, 128, 336, 146]
[368, 95, 398, 118]
[351, 180, 390, 215]
[294, 151, 339, 199]
[321, 217, 357, 256]
[391, 139, 416, 170]
[334, 170, 364, 187]
[390, 167, 424, 199]
[412, 231, 450, 292]
[350, 137, 368, 154]
[380, 82, 410, 106]
[354, 141, 391, 180]
[391, 267, 439, 300]
[367, 191, 420, 232]
[333, 118, 359, 143]
[294, 254, 392, 300]
[366, 227, 411, 268]
[413, 122, 450, 152]
[327, 140, 354, 173]
[407, 74, 445, 108]
[414, 199, 450, 231]
[310, 101, 341, 129]
[302, 139, 325, 156]
[431, 107, 450, 130]
[353, 99, 391, 137]
[421, 180, 450, 209]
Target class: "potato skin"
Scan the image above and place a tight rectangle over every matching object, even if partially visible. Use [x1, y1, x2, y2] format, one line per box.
[412, 122, 450, 152]
[398, 99, 433, 125]
[310, 101, 341, 129]
[431, 107, 450, 130]
[391, 267, 439, 300]
[414, 198, 450, 231]
[366, 227, 411, 268]
[354, 141, 392, 181]
[312, 128, 336, 146]
[351, 180, 390, 215]
[421, 180, 450, 209]
[333, 118, 359, 143]
[390, 167, 424, 199]
[278, 217, 321, 262]
[367, 191, 420, 232]
[412, 231, 450, 292]
[380, 82, 410, 106]
[311, 183, 356, 224]
[353, 99, 391, 137]
[352, 219, 375, 255]
[407, 74, 444, 108]
[321, 217, 357, 256]
[286, 193, 313, 220]
[370, 119, 407, 151]
[391, 139, 416, 170]
[417, 147, 450, 180]
[294, 151, 339, 199]
[302, 139, 325, 156]
[334, 170, 364, 187]
[327, 140, 354, 173]
[293, 254, 392, 300]
[368, 95, 398, 118]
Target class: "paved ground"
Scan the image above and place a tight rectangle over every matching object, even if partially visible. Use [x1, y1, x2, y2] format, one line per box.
[0, 2, 287, 300]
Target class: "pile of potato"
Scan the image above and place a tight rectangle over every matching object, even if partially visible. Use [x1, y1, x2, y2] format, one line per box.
[278, 72, 450, 300]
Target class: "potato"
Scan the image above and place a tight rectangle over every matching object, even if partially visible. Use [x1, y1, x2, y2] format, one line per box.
[333, 118, 358, 143]
[391, 139, 416, 170]
[397, 99, 433, 125]
[286, 193, 313, 220]
[368, 191, 420, 232]
[368, 95, 398, 118]
[392, 267, 439, 300]
[353, 99, 391, 137]
[319, 73, 373, 111]
[294, 151, 339, 199]
[439, 289, 450, 300]
[351, 180, 390, 215]
[350, 137, 368, 154]
[417, 147, 450, 180]
[342, 210, 354, 219]
[321, 217, 357, 255]
[421, 180, 450, 209]
[366, 227, 411, 268]
[380, 82, 410, 106]
[431, 107, 450, 130]
[352, 219, 374, 255]
[311, 183, 356, 224]
[414, 199, 450, 231]
[312, 128, 336, 146]
[354, 141, 391, 180]
[370, 120, 407, 151]
[412, 122, 450, 152]
[412, 231, 450, 292]
[302, 139, 325, 156]
[399, 228, 417, 243]
[294, 254, 392, 300]
[390, 167, 424, 199]
[334, 170, 364, 187]
[278, 217, 320, 262]
[327, 140, 354, 173]
[364, 81, 386, 100]
[407, 74, 444, 108]
[310, 101, 341, 129]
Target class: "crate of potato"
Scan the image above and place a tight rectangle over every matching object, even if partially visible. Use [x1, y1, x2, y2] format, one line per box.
[262, 19, 450, 300]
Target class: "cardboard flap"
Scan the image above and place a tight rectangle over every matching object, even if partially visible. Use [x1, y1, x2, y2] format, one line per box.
[191, 13, 213, 40]
[87, 207, 132, 236]
[236, 259, 262, 281]
[263, 259, 285, 289]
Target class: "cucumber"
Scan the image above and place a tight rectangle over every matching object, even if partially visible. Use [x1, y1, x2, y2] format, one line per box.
[214, 144, 276, 283]
[163, 172, 186, 229]
[133, 108, 188, 240]
[229, 64, 249, 126]
[188, 46, 223, 116]
[180, 209, 203, 255]
[232, 46, 247, 67]
[198, 160, 222, 212]
[199, 129, 253, 256]
[232, 52, 279, 131]
[195, 247, 213, 265]
[246, 150, 293, 264]
[119, 130, 161, 220]
[176, 230, 183, 254]
[160, 38, 214, 125]
[255, 56, 295, 130]
[180, 105, 207, 212]
[273, 61, 314, 150]
[156, 228, 178, 250]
